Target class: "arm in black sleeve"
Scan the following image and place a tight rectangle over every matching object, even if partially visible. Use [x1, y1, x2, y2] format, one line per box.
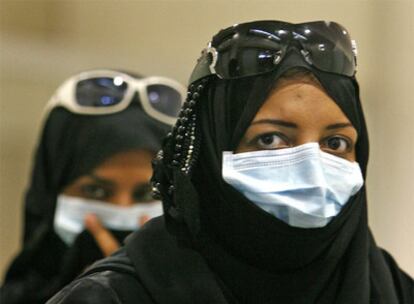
[47, 271, 154, 304]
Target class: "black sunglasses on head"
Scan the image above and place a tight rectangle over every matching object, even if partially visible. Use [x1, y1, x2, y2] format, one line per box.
[189, 20, 357, 84]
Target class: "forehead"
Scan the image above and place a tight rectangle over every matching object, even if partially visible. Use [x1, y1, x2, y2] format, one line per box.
[255, 78, 350, 124]
[90, 150, 154, 181]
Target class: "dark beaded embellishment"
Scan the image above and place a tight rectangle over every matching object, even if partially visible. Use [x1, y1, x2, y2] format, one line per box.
[151, 78, 209, 198]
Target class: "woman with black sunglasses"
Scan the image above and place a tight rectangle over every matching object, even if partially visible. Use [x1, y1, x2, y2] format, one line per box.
[0, 69, 185, 304]
[47, 21, 413, 304]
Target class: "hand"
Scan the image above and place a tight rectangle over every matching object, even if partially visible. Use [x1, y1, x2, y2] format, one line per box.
[139, 214, 150, 226]
[84, 214, 120, 257]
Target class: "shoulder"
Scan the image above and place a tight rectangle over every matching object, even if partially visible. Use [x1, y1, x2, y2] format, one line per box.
[372, 248, 414, 302]
[47, 249, 154, 304]
[123, 217, 228, 304]
[380, 249, 414, 291]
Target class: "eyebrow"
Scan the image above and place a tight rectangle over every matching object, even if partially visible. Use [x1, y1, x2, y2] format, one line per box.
[250, 119, 354, 130]
[250, 119, 298, 128]
[87, 174, 115, 187]
[325, 122, 354, 130]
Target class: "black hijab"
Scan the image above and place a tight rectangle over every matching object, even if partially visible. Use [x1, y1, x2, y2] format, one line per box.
[153, 53, 411, 303]
[2, 88, 169, 302]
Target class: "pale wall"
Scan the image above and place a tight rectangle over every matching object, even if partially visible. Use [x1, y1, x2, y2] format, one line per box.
[1, 0, 413, 280]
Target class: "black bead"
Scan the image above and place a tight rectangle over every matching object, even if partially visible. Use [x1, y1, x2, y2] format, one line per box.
[152, 190, 162, 200]
[175, 144, 182, 151]
[197, 84, 204, 92]
[166, 132, 173, 139]
[185, 108, 192, 115]
[176, 135, 184, 141]
[156, 150, 163, 158]
[173, 153, 181, 160]
[189, 100, 196, 107]
[182, 104, 189, 111]
[192, 92, 200, 99]
[177, 126, 186, 133]
[180, 116, 188, 124]
[168, 185, 175, 194]
[172, 160, 180, 166]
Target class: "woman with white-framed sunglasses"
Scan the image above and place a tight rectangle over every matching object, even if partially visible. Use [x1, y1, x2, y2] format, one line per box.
[0, 69, 186, 304]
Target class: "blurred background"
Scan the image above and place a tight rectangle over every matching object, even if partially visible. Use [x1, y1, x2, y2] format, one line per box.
[1, 0, 413, 280]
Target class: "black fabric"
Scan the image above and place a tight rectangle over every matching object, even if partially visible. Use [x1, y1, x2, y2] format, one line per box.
[151, 52, 413, 303]
[58, 229, 133, 288]
[45, 218, 413, 304]
[124, 217, 227, 303]
[47, 249, 153, 304]
[47, 217, 228, 304]
[1, 95, 169, 304]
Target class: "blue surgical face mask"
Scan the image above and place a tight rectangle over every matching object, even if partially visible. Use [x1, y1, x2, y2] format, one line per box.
[54, 194, 163, 245]
[222, 143, 364, 228]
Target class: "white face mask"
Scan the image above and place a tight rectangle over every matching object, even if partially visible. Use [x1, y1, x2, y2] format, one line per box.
[222, 143, 364, 228]
[54, 194, 163, 245]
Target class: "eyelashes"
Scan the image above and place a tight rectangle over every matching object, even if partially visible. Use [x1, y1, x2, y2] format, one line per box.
[79, 183, 153, 203]
[321, 136, 354, 154]
[80, 184, 112, 200]
[246, 131, 355, 157]
[250, 132, 289, 150]
[132, 183, 153, 202]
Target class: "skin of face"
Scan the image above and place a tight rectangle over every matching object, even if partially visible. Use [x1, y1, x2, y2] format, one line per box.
[236, 77, 358, 161]
[63, 149, 154, 206]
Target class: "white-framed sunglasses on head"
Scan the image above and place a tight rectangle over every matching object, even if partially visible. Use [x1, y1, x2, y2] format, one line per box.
[45, 69, 187, 125]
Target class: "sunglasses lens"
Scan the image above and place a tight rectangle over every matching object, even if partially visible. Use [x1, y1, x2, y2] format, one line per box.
[298, 22, 355, 76]
[76, 77, 128, 107]
[146, 84, 182, 117]
[217, 48, 283, 79]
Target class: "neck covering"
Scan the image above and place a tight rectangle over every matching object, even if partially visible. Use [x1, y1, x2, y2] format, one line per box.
[3, 88, 170, 301]
[153, 53, 405, 303]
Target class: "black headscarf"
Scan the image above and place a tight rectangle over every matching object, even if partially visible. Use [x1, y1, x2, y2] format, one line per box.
[192, 53, 373, 303]
[153, 52, 411, 303]
[2, 84, 170, 303]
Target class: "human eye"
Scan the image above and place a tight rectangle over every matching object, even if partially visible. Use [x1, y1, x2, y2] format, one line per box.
[133, 183, 153, 203]
[80, 184, 112, 201]
[251, 132, 290, 150]
[321, 135, 353, 155]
